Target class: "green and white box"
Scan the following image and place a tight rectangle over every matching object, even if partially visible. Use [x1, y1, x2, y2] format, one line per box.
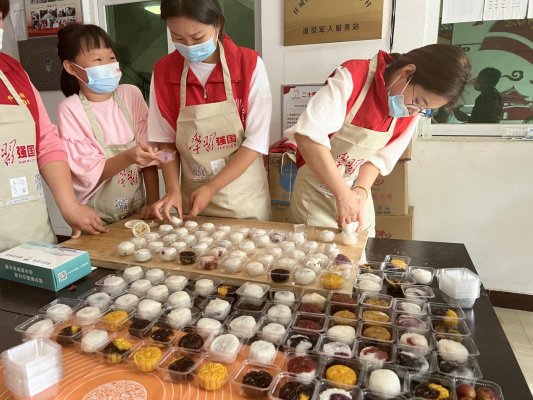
[0, 242, 92, 291]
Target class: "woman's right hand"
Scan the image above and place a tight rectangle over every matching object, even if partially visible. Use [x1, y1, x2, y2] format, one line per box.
[127, 145, 161, 166]
[152, 190, 183, 221]
[335, 187, 361, 227]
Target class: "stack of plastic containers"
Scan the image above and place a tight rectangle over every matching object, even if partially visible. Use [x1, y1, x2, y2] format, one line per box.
[1, 338, 63, 399]
[438, 267, 481, 308]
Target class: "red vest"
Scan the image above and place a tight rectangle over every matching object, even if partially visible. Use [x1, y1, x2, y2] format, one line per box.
[153, 36, 258, 132]
[296, 51, 415, 168]
[0, 53, 41, 145]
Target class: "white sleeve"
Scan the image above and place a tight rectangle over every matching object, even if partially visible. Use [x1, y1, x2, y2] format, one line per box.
[283, 66, 353, 149]
[147, 75, 176, 143]
[368, 116, 420, 175]
[241, 57, 272, 155]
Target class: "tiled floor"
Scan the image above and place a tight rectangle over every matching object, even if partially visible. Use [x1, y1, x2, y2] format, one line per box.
[494, 307, 533, 395]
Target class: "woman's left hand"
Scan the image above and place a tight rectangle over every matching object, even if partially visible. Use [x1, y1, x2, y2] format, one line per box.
[138, 203, 156, 220]
[352, 187, 367, 233]
[188, 184, 216, 217]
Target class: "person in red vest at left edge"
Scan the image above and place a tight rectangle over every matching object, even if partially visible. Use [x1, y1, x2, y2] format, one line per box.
[0, 0, 106, 252]
[149, 0, 271, 221]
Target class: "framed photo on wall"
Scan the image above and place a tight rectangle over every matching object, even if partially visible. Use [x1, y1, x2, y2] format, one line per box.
[25, 0, 83, 38]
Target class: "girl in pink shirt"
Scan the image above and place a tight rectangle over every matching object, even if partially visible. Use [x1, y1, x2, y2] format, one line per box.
[56, 24, 160, 224]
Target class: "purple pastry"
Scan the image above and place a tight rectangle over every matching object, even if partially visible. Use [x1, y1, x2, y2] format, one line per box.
[397, 315, 426, 330]
[335, 254, 352, 266]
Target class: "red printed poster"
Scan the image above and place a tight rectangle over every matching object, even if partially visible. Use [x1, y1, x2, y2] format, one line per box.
[25, 0, 83, 38]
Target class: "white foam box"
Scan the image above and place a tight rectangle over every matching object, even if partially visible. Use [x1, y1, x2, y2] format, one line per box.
[0, 242, 91, 291]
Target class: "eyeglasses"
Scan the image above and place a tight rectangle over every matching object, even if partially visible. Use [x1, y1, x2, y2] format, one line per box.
[405, 84, 435, 118]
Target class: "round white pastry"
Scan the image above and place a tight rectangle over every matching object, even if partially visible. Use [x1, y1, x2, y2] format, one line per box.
[147, 241, 164, 253]
[170, 216, 183, 226]
[204, 298, 231, 319]
[209, 334, 241, 362]
[240, 240, 256, 253]
[290, 232, 306, 245]
[255, 254, 274, 267]
[130, 237, 147, 250]
[235, 227, 250, 237]
[246, 261, 265, 276]
[324, 243, 340, 258]
[399, 332, 430, 354]
[194, 230, 209, 239]
[222, 257, 244, 274]
[249, 340, 276, 364]
[357, 279, 382, 292]
[437, 339, 469, 363]
[250, 228, 267, 236]
[145, 268, 165, 285]
[191, 242, 209, 256]
[184, 220, 198, 231]
[323, 342, 352, 357]
[216, 239, 233, 249]
[174, 227, 189, 237]
[168, 291, 192, 308]
[368, 369, 401, 399]
[229, 315, 257, 338]
[46, 304, 72, 322]
[294, 268, 316, 285]
[25, 319, 54, 339]
[218, 225, 232, 232]
[114, 294, 139, 310]
[198, 236, 214, 246]
[279, 241, 296, 252]
[341, 232, 358, 246]
[267, 304, 292, 326]
[159, 247, 178, 261]
[267, 247, 283, 258]
[319, 230, 336, 243]
[359, 273, 382, 283]
[277, 257, 297, 269]
[144, 232, 161, 242]
[162, 234, 179, 245]
[228, 249, 247, 258]
[167, 308, 193, 329]
[159, 224, 174, 235]
[211, 230, 227, 241]
[253, 234, 270, 248]
[123, 266, 143, 282]
[129, 279, 152, 297]
[102, 275, 126, 294]
[261, 323, 286, 344]
[300, 241, 319, 253]
[170, 241, 188, 252]
[289, 249, 306, 260]
[303, 257, 322, 274]
[133, 249, 152, 262]
[81, 329, 108, 353]
[86, 292, 111, 311]
[342, 222, 356, 234]
[181, 234, 195, 246]
[327, 325, 356, 345]
[411, 268, 433, 284]
[269, 232, 286, 243]
[229, 232, 245, 245]
[165, 275, 188, 292]
[274, 291, 295, 307]
[146, 285, 169, 302]
[75, 307, 101, 325]
[242, 283, 264, 298]
[398, 302, 422, 314]
[195, 279, 215, 297]
[137, 299, 162, 320]
[208, 246, 228, 258]
[201, 222, 215, 232]
[117, 241, 135, 256]
[196, 317, 222, 338]
[301, 293, 327, 310]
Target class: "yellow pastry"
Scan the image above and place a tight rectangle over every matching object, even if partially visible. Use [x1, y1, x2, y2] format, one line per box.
[390, 258, 407, 269]
[325, 364, 357, 386]
[321, 273, 345, 289]
[103, 338, 132, 364]
[362, 310, 390, 323]
[443, 309, 458, 327]
[365, 297, 390, 308]
[333, 310, 357, 321]
[133, 346, 162, 372]
[102, 310, 129, 331]
[197, 362, 228, 390]
[428, 383, 450, 399]
[362, 325, 391, 341]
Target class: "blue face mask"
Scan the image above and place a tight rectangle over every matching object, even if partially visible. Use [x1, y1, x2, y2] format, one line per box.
[174, 33, 217, 62]
[388, 75, 412, 118]
[73, 62, 122, 94]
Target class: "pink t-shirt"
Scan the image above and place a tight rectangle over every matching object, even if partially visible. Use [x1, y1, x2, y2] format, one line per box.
[57, 84, 149, 204]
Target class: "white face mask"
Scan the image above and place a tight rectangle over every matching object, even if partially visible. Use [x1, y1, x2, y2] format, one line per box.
[0, 28, 4, 51]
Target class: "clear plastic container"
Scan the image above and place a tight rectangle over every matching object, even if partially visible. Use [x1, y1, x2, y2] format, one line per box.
[125, 316, 157, 339]
[14, 315, 59, 342]
[293, 312, 328, 333]
[237, 282, 270, 299]
[427, 303, 466, 320]
[359, 261, 385, 272]
[435, 352, 482, 379]
[393, 298, 427, 316]
[440, 290, 480, 309]
[396, 328, 434, 356]
[282, 349, 323, 379]
[4, 368, 62, 399]
[207, 331, 243, 363]
[360, 293, 394, 310]
[175, 326, 214, 351]
[384, 272, 416, 296]
[78, 287, 121, 311]
[1, 338, 62, 380]
[325, 319, 358, 344]
[433, 333, 480, 357]
[394, 313, 428, 332]
[194, 358, 230, 391]
[38, 298, 83, 322]
[234, 296, 269, 314]
[430, 317, 471, 337]
[300, 289, 332, 311]
[406, 372, 454, 399]
[158, 347, 204, 384]
[318, 335, 356, 358]
[354, 339, 395, 367]
[319, 356, 365, 388]
[128, 341, 167, 372]
[408, 266, 436, 285]
[148, 319, 178, 346]
[454, 378, 504, 400]
[438, 267, 481, 298]
[394, 345, 435, 374]
[51, 322, 83, 347]
[268, 288, 302, 307]
[330, 291, 360, 307]
[98, 307, 134, 332]
[402, 285, 436, 300]
[95, 273, 128, 295]
[360, 388, 409, 400]
[355, 271, 384, 294]
[256, 319, 289, 345]
[268, 265, 293, 285]
[231, 360, 280, 398]
[358, 323, 395, 344]
[383, 255, 411, 271]
[360, 306, 393, 325]
[363, 364, 409, 397]
[283, 329, 322, 354]
[226, 312, 262, 339]
[269, 372, 319, 400]
[97, 335, 141, 364]
[192, 276, 221, 297]
[166, 305, 201, 330]
[201, 295, 234, 321]
[327, 303, 358, 324]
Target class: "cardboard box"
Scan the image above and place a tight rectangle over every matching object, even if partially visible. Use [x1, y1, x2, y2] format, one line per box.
[375, 206, 414, 240]
[268, 152, 297, 205]
[0, 242, 92, 291]
[271, 203, 291, 223]
[399, 139, 412, 161]
[371, 161, 408, 216]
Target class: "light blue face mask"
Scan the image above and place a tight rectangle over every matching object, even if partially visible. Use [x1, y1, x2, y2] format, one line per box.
[388, 75, 412, 118]
[174, 33, 217, 62]
[73, 62, 122, 94]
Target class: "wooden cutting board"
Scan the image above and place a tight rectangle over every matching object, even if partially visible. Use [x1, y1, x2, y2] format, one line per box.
[62, 216, 367, 294]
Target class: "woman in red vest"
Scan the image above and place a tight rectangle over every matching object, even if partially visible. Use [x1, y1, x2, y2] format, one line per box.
[286, 45, 471, 234]
[0, 0, 105, 251]
[149, 0, 271, 221]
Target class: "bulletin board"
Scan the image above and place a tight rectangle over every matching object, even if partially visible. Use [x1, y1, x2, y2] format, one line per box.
[25, 0, 83, 38]
[282, 84, 322, 131]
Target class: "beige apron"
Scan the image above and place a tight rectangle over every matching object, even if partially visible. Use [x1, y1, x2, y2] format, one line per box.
[289, 55, 397, 234]
[0, 71, 56, 251]
[175, 42, 270, 220]
[80, 92, 144, 225]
